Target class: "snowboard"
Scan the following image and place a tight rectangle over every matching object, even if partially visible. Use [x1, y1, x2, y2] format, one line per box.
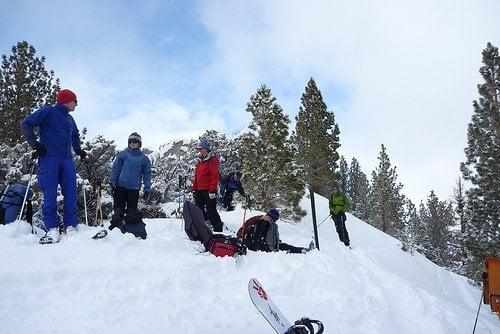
[248, 278, 292, 334]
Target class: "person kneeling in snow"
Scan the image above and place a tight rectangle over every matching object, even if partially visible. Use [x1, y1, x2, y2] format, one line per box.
[237, 208, 314, 254]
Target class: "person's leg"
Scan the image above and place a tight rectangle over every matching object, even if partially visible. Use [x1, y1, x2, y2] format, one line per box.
[205, 193, 223, 232]
[125, 189, 139, 213]
[279, 242, 305, 254]
[110, 186, 127, 229]
[339, 213, 350, 246]
[37, 156, 60, 229]
[194, 190, 209, 221]
[332, 213, 345, 243]
[59, 158, 78, 227]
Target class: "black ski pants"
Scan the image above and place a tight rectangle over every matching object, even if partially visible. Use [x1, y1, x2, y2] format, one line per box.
[111, 186, 139, 225]
[221, 189, 234, 209]
[332, 212, 350, 246]
[279, 242, 305, 254]
[193, 190, 223, 232]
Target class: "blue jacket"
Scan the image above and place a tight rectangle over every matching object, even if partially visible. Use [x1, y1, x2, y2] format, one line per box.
[111, 148, 151, 191]
[21, 103, 82, 158]
[220, 173, 245, 196]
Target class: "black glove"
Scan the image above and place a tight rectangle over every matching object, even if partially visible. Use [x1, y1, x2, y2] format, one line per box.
[33, 142, 46, 158]
[143, 191, 150, 201]
[76, 150, 87, 160]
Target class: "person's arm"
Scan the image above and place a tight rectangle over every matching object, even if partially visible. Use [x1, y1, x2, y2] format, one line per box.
[69, 116, 83, 154]
[208, 156, 220, 192]
[20, 107, 50, 149]
[343, 194, 351, 212]
[110, 152, 124, 187]
[142, 156, 152, 192]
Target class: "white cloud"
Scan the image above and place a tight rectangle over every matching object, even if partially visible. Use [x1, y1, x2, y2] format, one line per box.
[198, 0, 500, 201]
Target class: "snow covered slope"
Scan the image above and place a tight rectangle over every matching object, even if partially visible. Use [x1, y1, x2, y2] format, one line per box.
[0, 194, 498, 334]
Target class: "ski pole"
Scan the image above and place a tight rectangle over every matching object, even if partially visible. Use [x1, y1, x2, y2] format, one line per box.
[471, 291, 483, 334]
[318, 214, 332, 228]
[82, 179, 89, 225]
[14, 161, 36, 236]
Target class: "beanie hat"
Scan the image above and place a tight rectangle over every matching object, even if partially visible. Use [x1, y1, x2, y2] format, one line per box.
[128, 132, 142, 146]
[195, 139, 211, 151]
[56, 89, 77, 104]
[266, 208, 280, 222]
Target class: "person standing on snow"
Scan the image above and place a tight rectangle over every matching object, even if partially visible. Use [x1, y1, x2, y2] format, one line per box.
[219, 171, 247, 211]
[329, 181, 351, 247]
[191, 139, 224, 232]
[237, 208, 314, 254]
[109, 132, 151, 231]
[21, 89, 87, 243]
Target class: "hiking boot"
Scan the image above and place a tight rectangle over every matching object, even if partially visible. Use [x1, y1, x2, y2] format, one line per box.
[64, 224, 83, 235]
[40, 227, 60, 244]
[307, 240, 315, 251]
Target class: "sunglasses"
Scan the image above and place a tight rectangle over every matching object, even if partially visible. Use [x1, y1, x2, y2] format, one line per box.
[74, 99, 78, 106]
[129, 140, 140, 144]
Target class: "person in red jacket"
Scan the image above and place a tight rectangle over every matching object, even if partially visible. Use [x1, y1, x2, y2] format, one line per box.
[191, 139, 223, 232]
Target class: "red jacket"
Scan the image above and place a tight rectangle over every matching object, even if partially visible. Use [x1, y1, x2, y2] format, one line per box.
[192, 152, 220, 192]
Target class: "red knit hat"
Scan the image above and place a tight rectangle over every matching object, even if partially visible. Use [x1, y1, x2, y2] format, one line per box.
[56, 89, 77, 104]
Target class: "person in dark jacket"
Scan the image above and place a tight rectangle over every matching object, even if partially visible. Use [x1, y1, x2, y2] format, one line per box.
[329, 181, 351, 247]
[21, 89, 86, 243]
[191, 139, 223, 232]
[220, 171, 246, 211]
[109, 132, 151, 231]
[237, 208, 314, 254]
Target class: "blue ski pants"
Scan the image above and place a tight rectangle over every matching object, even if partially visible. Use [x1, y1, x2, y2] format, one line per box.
[38, 156, 78, 229]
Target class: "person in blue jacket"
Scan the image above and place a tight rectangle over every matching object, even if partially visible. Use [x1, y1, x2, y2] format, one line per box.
[109, 132, 151, 231]
[220, 171, 246, 211]
[21, 89, 86, 243]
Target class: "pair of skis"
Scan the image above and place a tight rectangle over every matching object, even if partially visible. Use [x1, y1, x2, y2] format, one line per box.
[248, 278, 324, 334]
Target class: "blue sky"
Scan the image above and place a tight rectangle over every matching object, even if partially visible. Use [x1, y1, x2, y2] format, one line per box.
[1, 0, 499, 203]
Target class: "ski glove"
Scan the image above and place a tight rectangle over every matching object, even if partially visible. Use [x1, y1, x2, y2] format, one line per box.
[143, 191, 150, 201]
[208, 192, 217, 200]
[33, 142, 46, 158]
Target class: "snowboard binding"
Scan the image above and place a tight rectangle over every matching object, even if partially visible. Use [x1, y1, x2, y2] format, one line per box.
[285, 318, 324, 334]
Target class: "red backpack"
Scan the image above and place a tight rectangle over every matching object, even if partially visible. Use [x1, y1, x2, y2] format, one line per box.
[208, 234, 247, 257]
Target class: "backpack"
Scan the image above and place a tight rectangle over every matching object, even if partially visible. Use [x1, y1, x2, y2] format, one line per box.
[243, 219, 279, 252]
[123, 210, 147, 239]
[0, 183, 33, 224]
[208, 234, 247, 257]
[183, 201, 246, 257]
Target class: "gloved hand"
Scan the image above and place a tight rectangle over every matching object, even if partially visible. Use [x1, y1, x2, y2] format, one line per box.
[143, 191, 150, 201]
[33, 142, 46, 158]
[208, 192, 217, 200]
[76, 150, 87, 160]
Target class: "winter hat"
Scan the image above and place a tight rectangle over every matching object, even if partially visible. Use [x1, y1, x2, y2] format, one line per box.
[128, 132, 142, 146]
[332, 181, 340, 191]
[266, 208, 280, 222]
[235, 171, 243, 178]
[56, 89, 77, 104]
[195, 139, 211, 151]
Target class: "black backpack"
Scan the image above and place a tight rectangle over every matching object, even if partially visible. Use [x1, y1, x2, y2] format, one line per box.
[123, 211, 147, 239]
[243, 220, 278, 252]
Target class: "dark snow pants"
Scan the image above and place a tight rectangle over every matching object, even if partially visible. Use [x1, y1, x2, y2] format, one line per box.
[193, 190, 223, 232]
[279, 242, 305, 254]
[332, 212, 350, 246]
[111, 186, 139, 225]
[38, 156, 78, 229]
[221, 189, 234, 210]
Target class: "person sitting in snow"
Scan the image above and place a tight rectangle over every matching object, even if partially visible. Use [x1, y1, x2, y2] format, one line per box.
[329, 181, 351, 247]
[109, 132, 151, 231]
[219, 171, 247, 211]
[237, 208, 314, 254]
[21, 89, 87, 244]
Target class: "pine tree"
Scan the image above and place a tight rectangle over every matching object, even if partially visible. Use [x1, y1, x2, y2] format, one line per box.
[401, 199, 420, 254]
[368, 144, 405, 237]
[292, 78, 340, 197]
[241, 85, 305, 220]
[418, 191, 455, 267]
[453, 177, 466, 234]
[347, 157, 370, 221]
[0, 41, 60, 145]
[460, 42, 500, 280]
[338, 156, 349, 194]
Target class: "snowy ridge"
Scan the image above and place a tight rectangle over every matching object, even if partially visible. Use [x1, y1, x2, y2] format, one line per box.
[0, 194, 498, 334]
